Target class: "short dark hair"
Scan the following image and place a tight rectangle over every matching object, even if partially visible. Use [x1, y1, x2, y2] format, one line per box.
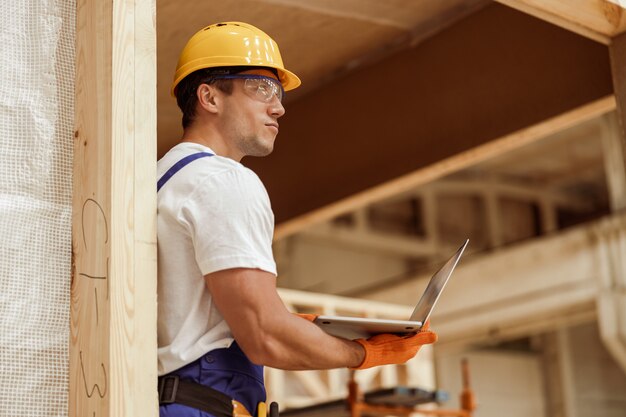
[175, 68, 234, 129]
[175, 66, 280, 129]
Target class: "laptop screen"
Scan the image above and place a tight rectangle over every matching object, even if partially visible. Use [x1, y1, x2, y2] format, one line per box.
[409, 239, 469, 323]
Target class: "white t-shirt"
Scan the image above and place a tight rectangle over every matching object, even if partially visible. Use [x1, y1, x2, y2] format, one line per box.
[157, 142, 277, 375]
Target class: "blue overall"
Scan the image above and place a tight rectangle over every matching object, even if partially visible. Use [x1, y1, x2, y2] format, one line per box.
[159, 342, 266, 417]
[158, 152, 266, 417]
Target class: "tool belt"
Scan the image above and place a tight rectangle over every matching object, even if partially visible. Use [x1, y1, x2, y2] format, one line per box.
[159, 375, 277, 417]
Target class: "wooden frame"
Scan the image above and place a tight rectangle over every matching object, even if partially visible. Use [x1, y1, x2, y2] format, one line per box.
[275, 96, 616, 240]
[70, 0, 157, 415]
[597, 30, 626, 374]
[495, 0, 626, 44]
[66, 0, 626, 414]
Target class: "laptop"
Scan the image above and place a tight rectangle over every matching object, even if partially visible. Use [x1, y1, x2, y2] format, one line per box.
[313, 239, 469, 340]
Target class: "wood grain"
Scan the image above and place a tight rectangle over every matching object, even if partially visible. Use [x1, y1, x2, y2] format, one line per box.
[496, 0, 626, 43]
[71, 0, 157, 415]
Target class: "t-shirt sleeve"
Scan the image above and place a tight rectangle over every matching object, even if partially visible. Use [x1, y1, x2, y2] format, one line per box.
[180, 167, 277, 276]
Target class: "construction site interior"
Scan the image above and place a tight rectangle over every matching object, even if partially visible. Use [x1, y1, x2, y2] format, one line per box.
[2, 1, 626, 417]
[155, 2, 626, 417]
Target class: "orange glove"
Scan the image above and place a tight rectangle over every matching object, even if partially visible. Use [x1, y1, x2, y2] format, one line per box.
[294, 313, 318, 322]
[351, 323, 437, 370]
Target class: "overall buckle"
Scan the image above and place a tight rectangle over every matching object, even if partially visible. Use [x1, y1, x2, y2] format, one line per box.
[158, 375, 180, 404]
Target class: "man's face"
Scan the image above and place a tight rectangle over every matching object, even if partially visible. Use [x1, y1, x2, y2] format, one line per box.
[220, 69, 286, 159]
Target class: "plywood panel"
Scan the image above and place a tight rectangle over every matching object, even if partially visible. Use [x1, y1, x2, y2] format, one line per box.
[244, 3, 612, 226]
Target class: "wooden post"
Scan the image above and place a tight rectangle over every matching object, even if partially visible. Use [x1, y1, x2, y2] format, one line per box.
[594, 30, 626, 376]
[70, 0, 157, 416]
[610, 32, 626, 173]
[600, 112, 626, 211]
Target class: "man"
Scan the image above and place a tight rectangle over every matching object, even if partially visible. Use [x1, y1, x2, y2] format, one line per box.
[157, 22, 437, 417]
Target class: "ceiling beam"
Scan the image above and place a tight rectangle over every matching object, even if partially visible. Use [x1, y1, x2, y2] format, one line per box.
[253, 0, 486, 31]
[274, 96, 615, 240]
[283, 0, 491, 103]
[496, 0, 626, 44]
[245, 4, 613, 236]
[252, 0, 417, 29]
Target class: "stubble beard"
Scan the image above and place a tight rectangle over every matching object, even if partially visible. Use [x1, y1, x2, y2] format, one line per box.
[237, 133, 275, 157]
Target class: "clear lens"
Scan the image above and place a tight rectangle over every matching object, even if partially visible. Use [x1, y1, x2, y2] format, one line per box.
[208, 74, 284, 103]
[244, 77, 284, 102]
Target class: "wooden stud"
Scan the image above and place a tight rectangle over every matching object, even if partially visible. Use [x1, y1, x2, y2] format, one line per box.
[610, 32, 626, 174]
[496, 0, 626, 44]
[594, 28, 626, 375]
[556, 328, 579, 417]
[538, 199, 558, 234]
[600, 113, 626, 211]
[483, 181, 503, 248]
[71, 0, 157, 416]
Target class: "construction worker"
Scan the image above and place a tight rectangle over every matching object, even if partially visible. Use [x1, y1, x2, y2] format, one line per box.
[157, 22, 438, 417]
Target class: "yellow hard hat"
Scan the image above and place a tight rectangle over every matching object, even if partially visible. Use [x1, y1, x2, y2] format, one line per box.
[171, 22, 301, 97]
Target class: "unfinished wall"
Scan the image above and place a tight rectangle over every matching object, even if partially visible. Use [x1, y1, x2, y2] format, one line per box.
[568, 323, 626, 417]
[0, 0, 74, 415]
[436, 323, 626, 417]
[436, 349, 546, 417]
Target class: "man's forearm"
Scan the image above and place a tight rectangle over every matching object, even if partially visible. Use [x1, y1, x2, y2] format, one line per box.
[239, 312, 365, 370]
[207, 268, 365, 369]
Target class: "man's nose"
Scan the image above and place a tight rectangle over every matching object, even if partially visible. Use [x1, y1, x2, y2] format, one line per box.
[269, 96, 285, 118]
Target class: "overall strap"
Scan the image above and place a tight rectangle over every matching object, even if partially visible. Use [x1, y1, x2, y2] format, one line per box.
[157, 151, 214, 192]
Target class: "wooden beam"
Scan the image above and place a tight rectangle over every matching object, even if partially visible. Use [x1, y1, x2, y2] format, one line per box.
[243, 3, 612, 228]
[71, 0, 157, 416]
[278, 288, 413, 318]
[592, 215, 626, 373]
[300, 221, 440, 258]
[361, 213, 626, 345]
[274, 96, 615, 240]
[601, 112, 626, 210]
[496, 0, 626, 44]
[297, 177, 587, 257]
[610, 32, 626, 167]
[596, 29, 626, 375]
[556, 328, 579, 417]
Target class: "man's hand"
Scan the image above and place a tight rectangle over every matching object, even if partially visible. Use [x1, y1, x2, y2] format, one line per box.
[351, 324, 437, 370]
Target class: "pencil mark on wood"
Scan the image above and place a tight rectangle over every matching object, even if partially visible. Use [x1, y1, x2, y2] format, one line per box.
[79, 197, 109, 323]
[82, 198, 108, 248]
[79, 273, 106, 279]
[106, 256, 110, 300]
[77, 197, 109, 406]
[80, 350, 107, 399]
[95, 287, 99, 326]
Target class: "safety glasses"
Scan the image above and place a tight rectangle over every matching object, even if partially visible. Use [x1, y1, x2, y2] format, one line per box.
[209, 74, 285, 103]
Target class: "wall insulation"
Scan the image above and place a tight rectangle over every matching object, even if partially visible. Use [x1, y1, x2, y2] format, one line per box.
[0, 0, 74, 415]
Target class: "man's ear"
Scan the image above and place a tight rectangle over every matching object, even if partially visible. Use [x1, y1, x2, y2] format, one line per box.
[197, 84, 219, 114]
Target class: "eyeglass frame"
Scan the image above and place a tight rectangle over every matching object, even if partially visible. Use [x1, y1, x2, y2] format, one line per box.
[204, 74, 285, 103]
